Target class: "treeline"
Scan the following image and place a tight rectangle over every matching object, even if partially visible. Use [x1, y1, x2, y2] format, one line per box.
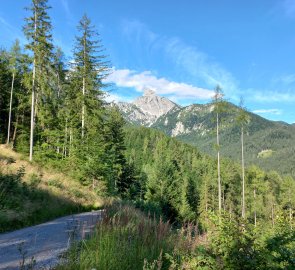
[1, 0, 294, 234]
[124, 126, 295, 229]
[0, 0, 128, 194]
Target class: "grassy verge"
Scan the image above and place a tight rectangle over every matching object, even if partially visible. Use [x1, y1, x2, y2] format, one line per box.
[0, 145, 103, 232]
[57, 202, 204, 270]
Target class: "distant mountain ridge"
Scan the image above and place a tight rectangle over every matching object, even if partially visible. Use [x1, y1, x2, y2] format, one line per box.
[117, 89, 180, 126]
[116, 90, 295, 175]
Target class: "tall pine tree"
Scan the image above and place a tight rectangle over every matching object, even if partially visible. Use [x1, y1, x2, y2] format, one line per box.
[23, 0, 53, 161]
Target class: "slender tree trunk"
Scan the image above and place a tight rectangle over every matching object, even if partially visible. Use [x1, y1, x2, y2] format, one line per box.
[241, 126, 246, 219]
[69, 127, 73, 157]
[82, 77, 85, 138]
[217, 112, 222, 215]
[63, 119, 68, 158]
[290, 207, 292, 229]
[6, 72, 15, 145]
[29, 9, 37, 162]
[254, 188, 257, 227]
[271, 203, 275, 228]
[12, 114, 19, 146]
[205, 180, 208, 212]
[81, 35, 86, 139]
[289, 188, 292, 228]
[29, 67, 35, 162]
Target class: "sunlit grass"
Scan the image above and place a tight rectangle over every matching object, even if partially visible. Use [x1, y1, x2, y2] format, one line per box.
[0, 144, 104, 232]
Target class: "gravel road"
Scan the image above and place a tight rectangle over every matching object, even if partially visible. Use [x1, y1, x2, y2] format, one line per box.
[0, 210, 102, 269]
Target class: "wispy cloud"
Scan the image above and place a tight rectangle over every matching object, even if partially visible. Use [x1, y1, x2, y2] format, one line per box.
[120, 19, 293, 110]
[105, 68, 214, 101]
[0, 16, 25, 45]
[250, 90, 295, 103]
[253, 109, 282, 115]
[273, 73, 295, 85]
[282, 0, 295, 17]
[104, 92, 132, 103]
[163, 37, 239, 96]
[121, 20, 239, 98]
[60, 0, 74, 24]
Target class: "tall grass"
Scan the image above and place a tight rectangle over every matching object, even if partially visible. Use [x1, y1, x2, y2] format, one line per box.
[57, 202, 205, 270]
[57, 203, 172, 269]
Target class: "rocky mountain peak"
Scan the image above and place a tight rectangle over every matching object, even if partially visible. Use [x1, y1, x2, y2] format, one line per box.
[143, 89, 156, 96]
[116, 89, 180, 127]
[132, 89, 179, 119]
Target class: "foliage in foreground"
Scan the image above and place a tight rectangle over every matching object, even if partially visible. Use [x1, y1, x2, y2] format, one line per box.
[0, 147, 102, 232]
[0, 168, 84, 232]
[57, 203, 295, 270]
[57, 203, 175, 270]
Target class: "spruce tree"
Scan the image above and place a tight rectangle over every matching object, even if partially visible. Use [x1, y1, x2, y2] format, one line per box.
[23, 0, 53, 161]
[71, 14, 108, 140]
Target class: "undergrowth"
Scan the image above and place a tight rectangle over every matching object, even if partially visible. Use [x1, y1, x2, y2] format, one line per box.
[57, 202, 204, 270]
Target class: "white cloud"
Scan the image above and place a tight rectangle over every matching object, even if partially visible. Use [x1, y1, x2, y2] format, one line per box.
[105, 68, 214, 101]
[273, 74, 295, 85]
[104, 92, 132, 103]
[121, 20, 239, 98]
[251, 91, 295, 103]
[253, 109, 282, 115]
[163, 37, 239, 96]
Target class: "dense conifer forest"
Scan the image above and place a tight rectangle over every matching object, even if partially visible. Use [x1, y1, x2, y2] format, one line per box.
[0, 0, 295, 269]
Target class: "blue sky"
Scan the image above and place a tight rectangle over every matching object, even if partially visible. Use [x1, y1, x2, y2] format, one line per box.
[1, 0, 295, 123]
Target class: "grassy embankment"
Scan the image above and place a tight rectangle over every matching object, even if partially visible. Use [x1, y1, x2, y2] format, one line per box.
[0, 144, 103, 232]
[57, 202, 205, 270]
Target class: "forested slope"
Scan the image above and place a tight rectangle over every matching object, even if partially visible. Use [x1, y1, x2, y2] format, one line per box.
[153, 102, 295, 175]
[123, 126, 295, 228]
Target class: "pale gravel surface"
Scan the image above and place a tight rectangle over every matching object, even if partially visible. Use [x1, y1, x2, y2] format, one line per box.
[0, 210, 102, 270]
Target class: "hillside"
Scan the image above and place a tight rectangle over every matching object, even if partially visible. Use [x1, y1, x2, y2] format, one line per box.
[153, 102, 295, 175]
[117, 93, 295, 175]
[117, 89, 180, 126]
[0, 145, 102, 232]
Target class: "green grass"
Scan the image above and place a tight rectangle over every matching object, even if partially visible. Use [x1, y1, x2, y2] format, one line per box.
[57, 203, 175, 269]
[0, 169, 85, 232]
[0, 145, 103, 232]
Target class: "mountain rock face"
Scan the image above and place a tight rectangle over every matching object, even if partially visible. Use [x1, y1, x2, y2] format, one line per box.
[117, 91, 295, 175]
[117, 89, 179, 126]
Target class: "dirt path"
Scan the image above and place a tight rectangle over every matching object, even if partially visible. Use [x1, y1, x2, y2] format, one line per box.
[0, 210, 102, 269]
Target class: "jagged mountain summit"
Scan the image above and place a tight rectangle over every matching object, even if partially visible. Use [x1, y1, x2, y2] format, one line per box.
[117, 89, 180, 126]
[117, 91, 295, 175]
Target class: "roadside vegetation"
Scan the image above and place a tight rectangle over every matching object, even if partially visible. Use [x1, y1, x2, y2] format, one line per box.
[57, 202, 295, 270]
[0, 145, 102, 232]
[0, 0, 295, 268]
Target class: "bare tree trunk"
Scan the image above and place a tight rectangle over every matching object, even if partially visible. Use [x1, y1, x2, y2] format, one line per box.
[29, 9, 37, 162]
[241, 126, 246, 219]
[289, 208, 293, 229]
[81, 35, 86, 139]
[6, 72, 15, 145]
[271, 203, 275, 228]
[63, 120, 68, 158]
[12, 114, 19, 146]
[254, 188, 257, 227]
[82, 77, 85, 138]
[205, 180, 208, 212]
[29, 67, 35, 162]
[217, 112, 222, 215]
[69, 128, 73, 157]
